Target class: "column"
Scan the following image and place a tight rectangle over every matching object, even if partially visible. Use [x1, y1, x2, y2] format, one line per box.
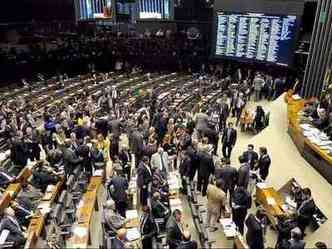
[302, 0, 332, 98]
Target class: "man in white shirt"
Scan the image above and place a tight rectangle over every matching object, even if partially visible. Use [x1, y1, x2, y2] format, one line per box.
[150, 147, 169, 174]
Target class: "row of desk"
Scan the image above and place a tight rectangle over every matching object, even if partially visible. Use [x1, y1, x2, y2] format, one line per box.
[24, 178, 64, 249]
[67, 174, 103, 248]
[286, 92, 332, 185]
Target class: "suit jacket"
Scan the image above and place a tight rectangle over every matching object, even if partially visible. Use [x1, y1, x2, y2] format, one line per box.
[150, 151, 169, 173]
[298, 198, 316, 220]
[245, 214, 264, 249]
[110, 237, 125, 249]
[151, 199, 170, 218]
[186, 146, 199, 179]
[179, 156, 191, 177]
[136, 162, 153, 188]
[166, 216, 183, 245]
[215, 166, 238, 193]
[222, 128, 237, 146]
[63, 147, 82, 175]
[242, 150, 258, 169]
[218, 102, 229, 120]
[197, 151, 215, 179]
[108, 175, 128, 202]
[256, 154, 271, 179]
[0, 215, 25, 245]
[178, 240, 198, 249]
[10, 139, 28, 167]
[129, 130, 144, 155]
[237, 163, 250, 189]
[206, 184, 226, 214]
[140, 213, 157, 238]
[232, 187, 252, 210]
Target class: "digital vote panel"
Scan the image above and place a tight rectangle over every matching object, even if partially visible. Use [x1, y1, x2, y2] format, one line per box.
[215, 12, 297, 66]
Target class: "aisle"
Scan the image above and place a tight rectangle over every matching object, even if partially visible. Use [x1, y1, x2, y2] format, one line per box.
[183, 94, 332, 248]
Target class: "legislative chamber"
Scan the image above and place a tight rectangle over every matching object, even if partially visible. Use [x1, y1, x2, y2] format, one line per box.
[0, 0, 331, 249]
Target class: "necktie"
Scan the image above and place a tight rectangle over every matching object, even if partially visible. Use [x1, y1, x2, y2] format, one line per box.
[160, 154, 166, 172]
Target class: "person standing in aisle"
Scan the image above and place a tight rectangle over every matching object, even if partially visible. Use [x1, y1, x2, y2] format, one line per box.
[222, 122, 237, 159]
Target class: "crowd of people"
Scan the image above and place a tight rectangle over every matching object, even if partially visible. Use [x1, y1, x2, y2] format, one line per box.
[0, 61, 326, 249]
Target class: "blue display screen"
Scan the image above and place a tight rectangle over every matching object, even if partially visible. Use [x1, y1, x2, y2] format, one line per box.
[215, 11, 298, 66]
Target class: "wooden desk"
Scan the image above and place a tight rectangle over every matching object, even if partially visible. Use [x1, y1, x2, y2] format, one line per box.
[23, 233, 38, 249]
[16, 167, 32, 183]
[68, 175, 103, 249]
[0, 193, 11, 213]
[24, 179, 64, 249]
[234, 235, 248, 249]
[5, 183, 21, 198]
[287, 96, 332, 185]
[26, 215, 45, 237]
[256, 185, 286, 228]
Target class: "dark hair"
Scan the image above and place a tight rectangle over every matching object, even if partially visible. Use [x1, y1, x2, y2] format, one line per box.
[256, 209, 265, 220]
[259, 147, 267, 154]
[142, 156, 149, 163]
[302, 188, 312, 197]
[315, 242, 327, 249]
[216, 179, 223, 189]
[248, 144, 254, 149]
[173, 209, 182, 217]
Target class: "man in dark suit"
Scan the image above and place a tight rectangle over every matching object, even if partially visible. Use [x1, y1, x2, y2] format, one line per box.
[0, 207, 26, 247]
[178, 230, 198, 249]
[215, 158, 238, 198]
[136, 156, 153, 206]
[297, 188, 316, 235]
[140, 205, 158, 248]
[179, 151, 191, 194]
[196, 146, 215, 196]
[186, 141, 199, 181]
[255, 147, 271, 181]
[232, 186, 252, 234]
[166, 209, 183, 249]
[10, 135, 29, 174]
[218, 98, 229, 132]
[129, 128, 144, 167]
[107, 172, 129, 218]
[237, 156, 250, 190]
[222, 122, 237, 159]
[77, 139, 92, 176]
[151, 192, 170, 219]
[245, 210, 265, 249]
[63, 139, 83, 179]
[242, 144, 258, 170]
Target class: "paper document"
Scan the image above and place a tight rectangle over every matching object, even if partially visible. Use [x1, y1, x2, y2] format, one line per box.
[126, 227, 141, 241]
